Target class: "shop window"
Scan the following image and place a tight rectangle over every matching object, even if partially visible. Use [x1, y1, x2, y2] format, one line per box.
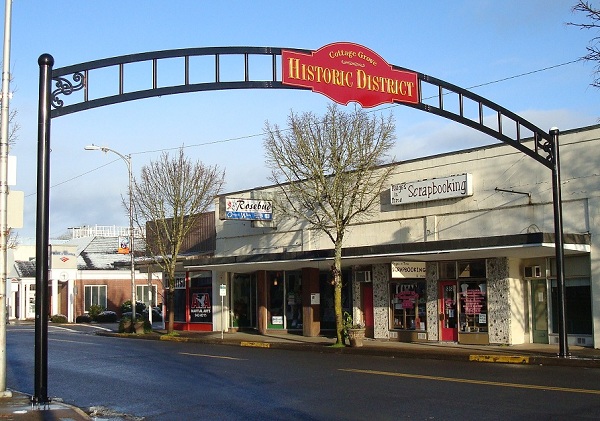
[136, 285, 158, 308]
[550, 278, 592, 335]
[391, 281, 426, 330]
[189, 272, 212, 324]
[173, 273, 186, 322]
[439, 262, 456, 279]
[458, 261, 486, 278]
[458, 280, 488, 333]
[84, 285, 107, 311]
[319, 270, 351, 330]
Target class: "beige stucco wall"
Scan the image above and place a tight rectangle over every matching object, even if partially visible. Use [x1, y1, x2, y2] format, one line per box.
[212, 125, 600, 347]
[216, 126, 598, 255]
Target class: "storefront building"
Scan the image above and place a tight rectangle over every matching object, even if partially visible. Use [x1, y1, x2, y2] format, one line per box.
[183, 124, 599, 348]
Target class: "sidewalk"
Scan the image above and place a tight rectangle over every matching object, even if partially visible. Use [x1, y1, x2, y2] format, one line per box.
[0, 390, 91, 420]
[2, 325, 600, 420]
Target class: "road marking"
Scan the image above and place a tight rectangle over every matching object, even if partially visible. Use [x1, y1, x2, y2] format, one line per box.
[49, 338, 96, 345]
[180, 352, 246, 361]
[10, 326, 88, 334]
[48, 326, 78, 333]
[76, 324, 113, 332]
[340, 369, 600, 395]
[241, 341, 271, 348]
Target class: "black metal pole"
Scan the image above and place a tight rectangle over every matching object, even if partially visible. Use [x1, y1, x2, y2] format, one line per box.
[550, 128, 569, 358]
[34, 53, 53, 404]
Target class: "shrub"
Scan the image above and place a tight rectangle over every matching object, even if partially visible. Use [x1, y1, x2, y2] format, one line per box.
[142, 307, 163, 322]
[50, 314, 68, 323]
[95, 311, 118, 323]
[120, 300, 146, 315]
[76, 314, 92, 323]
[88, 304, 104, 321]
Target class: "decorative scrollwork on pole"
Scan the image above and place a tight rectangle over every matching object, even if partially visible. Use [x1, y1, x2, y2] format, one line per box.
[51, 72, 85, 109]
[535, 132, 554, 165]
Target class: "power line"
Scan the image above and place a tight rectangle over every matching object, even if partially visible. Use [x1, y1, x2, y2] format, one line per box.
[466, 59, 582, 90]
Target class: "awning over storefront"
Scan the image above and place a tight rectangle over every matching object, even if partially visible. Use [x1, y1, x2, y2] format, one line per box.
[184, 232, 590, 273]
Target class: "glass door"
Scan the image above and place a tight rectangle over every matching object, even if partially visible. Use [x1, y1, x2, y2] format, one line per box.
[531, 279, 549, 344]
[267, 272, 284, 329]
[231, 273, 257, 330]
[285, 271, 302, 330]
[440, 281, 458, 341]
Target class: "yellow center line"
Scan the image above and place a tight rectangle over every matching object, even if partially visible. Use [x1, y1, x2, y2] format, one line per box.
[340, 369, 600, 395]
[180, 352, 246, 361]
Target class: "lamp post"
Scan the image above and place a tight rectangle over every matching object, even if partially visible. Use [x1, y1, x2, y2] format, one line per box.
[84, 144, 136, 326]
[0, 0, 12, 397]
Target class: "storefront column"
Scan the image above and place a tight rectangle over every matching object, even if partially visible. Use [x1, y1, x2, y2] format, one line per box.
[425, 262, 439, 341]
[256, 271, 267, 334]
[372, 264, 389, 339]
[302, 267, 320, 337]
[487, 257, 511, 345]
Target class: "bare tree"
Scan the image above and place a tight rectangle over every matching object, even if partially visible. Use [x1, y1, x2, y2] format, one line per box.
[131, 148, 225, 334]
[569, 1, 600, 87]
[264, 104, 396, 345]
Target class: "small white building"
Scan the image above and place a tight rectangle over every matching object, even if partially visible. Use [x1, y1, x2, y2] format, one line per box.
[8, 226, 159, 322]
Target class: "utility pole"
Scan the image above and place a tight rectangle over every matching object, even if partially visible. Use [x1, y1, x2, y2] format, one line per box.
[0, 0, 13, 396]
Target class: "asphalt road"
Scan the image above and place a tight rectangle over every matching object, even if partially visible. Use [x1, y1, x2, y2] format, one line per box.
[7, 324, 600, 420]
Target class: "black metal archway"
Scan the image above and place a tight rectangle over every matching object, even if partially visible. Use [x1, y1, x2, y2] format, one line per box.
[35, 46, 568, 404]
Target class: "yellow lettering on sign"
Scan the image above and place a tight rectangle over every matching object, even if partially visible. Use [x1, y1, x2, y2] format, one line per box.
[287, 58, 301, 80]
[287, 57, 413, 98]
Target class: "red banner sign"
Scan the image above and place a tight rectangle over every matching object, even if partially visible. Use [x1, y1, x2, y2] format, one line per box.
[282, 42, 419, 108]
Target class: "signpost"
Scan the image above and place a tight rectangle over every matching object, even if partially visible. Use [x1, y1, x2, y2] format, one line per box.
[220, 284, 226, 339]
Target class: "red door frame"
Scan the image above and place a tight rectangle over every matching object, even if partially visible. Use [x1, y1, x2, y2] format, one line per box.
[361, 283, 374, 338]
[439, 281, 458, 341]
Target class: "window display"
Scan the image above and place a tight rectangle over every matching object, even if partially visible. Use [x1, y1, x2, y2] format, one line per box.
[391, 281, 426, 330]
[189, 272, 212, 323]
[173, 273, 186, 322]
[458, 280, 487, 333]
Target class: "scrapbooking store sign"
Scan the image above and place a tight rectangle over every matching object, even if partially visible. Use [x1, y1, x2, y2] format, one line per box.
[391, 173, 473, 205]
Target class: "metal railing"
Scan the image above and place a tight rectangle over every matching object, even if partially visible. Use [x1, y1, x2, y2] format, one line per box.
[69, 224, 144, 239]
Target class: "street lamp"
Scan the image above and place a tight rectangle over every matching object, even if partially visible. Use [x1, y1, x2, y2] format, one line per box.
[84, 144, 136, 326]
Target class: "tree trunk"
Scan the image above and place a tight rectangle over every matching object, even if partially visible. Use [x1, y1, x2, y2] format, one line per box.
[167, 288, 175, 334]
[333, 238, 344, 345]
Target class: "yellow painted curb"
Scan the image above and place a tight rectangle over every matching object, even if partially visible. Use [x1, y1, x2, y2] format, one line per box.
[159, 336, 189, 342]
[241, 341, 271, 348]
[469, 354, 530, 364]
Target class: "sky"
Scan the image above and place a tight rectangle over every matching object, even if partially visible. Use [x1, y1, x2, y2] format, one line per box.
[5, 0, 600, 242]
